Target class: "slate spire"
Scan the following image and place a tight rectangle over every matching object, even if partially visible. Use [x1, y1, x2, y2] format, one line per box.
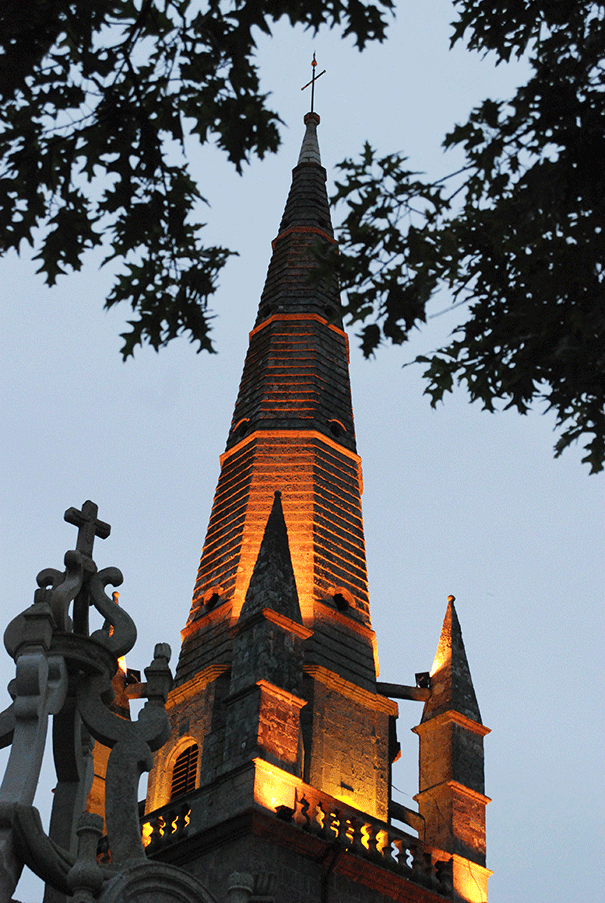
[421, 596, 482, 724]
[251, 110, 341, 335]
[297, 110, 322, 165]
[141, 108, 491, 901]
[179, 111, 373, 647]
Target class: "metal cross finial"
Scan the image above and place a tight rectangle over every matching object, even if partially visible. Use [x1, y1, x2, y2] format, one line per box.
[64, 500, 111, 558]
[301, 52, 326, 113]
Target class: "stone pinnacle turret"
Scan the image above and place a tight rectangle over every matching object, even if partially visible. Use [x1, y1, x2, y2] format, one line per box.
[238, 491, 302, 625]
[414, 597, 491, 899]
[422, 596, 482, 724]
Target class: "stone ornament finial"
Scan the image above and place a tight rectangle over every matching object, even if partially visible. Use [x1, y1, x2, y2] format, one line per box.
[64, 500, 111, 558]
[0, 501, 202, 901]
[66, 813, 105, 902]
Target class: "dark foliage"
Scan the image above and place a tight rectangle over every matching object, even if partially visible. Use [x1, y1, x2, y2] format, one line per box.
[1, 1, 602, 470]
[0, 0, 393, 356]
[331, 1, 605, 471]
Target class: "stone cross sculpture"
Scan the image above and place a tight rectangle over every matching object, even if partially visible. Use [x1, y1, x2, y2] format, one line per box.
[0, 502, 216, 903]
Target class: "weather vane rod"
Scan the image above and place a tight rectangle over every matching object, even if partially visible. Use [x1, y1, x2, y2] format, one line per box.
[301, 52, 326, 113]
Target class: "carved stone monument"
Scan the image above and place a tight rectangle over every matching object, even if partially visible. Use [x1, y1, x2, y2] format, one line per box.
[0, 501, 216, 903]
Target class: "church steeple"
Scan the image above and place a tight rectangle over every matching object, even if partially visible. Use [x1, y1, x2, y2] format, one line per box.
[178, 111, 373, 667]
[143, 112, 489, 903]
[146, 112, 385, 817]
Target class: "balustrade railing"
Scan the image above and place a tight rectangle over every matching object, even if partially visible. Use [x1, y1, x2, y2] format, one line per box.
[288, 785, 453, 897]
[137, 784, 452, 899]
[141, 798, 192, 853]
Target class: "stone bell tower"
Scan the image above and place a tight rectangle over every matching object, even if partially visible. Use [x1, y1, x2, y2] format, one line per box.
[144, 111, 490, 903]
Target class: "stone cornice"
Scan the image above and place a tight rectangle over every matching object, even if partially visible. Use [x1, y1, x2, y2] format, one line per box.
[168, 664, 230, 707]
[220, 428, 362, 468]
[255, 680, 307, 709]
[271, 225, 337, 249]
[313, 599, 375, 637]
[180, 601, 232, 643]
[414, 781, 491, 807]
[224, 678, 307, 709]
[230, 608, 313, 640]
[413, 709, 491, 737]
[304, 665, 398, 716]
[249, 311, 347, 342]
[261, 608, 313, 640]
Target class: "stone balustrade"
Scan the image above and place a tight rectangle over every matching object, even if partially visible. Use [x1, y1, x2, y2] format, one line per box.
[285, 783, 453, 897]
[138, 782, 453, 899]
[141, 799, 192, 854]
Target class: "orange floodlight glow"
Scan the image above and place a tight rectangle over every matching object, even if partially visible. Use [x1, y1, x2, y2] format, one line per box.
[430, 644, 450, 678]
[253, 759, 301, 813]
[334, 786, 376, 820]
[254, 766, 294, 812]
[455, 862, 488, 903]
[222, 441, 316, 623]
[209, 428, 367, 626]
[335, 788, 356, 809]
[109, 593, 128, 674]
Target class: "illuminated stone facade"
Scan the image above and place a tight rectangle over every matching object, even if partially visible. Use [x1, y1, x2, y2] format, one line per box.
[144, 114, 489, 903]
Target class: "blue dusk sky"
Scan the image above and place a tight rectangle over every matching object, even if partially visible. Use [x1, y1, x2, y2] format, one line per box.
[1, 3, 603, 901]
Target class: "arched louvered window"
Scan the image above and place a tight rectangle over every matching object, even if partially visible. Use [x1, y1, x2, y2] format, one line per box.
[170, 743, 199, 800]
